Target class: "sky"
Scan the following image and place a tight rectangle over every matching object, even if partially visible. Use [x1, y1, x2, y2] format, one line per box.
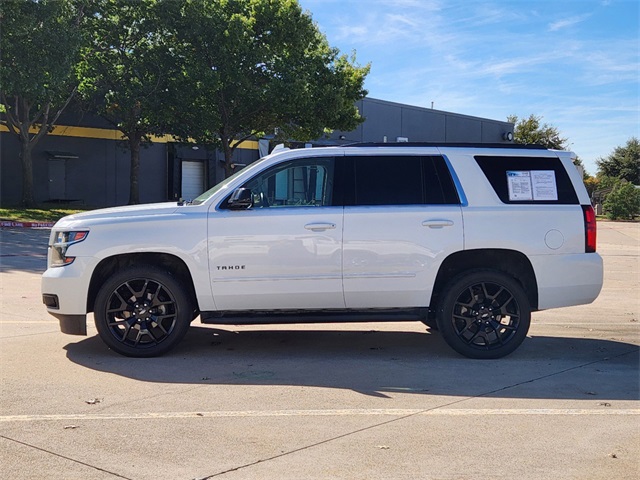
[298, 0, 639, 175]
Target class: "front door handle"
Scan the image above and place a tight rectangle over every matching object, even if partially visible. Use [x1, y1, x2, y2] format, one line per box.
[304, 223, 336, 232]
[422, 219, 454, 229]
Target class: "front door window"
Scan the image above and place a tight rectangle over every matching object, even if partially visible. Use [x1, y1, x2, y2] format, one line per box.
[243, 158, 334, 208]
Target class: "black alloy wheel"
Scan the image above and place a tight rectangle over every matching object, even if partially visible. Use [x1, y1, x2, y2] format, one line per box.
[436, 270, 531, 359]
[94, 266, 192, 357]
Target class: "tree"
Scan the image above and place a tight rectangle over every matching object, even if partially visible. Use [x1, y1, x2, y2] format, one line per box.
[604, 182, 640, 220]
[596, 137, 640, 185]
[167, 0, 370, 177]
[583, 176, 599, 198]
[507, 114, 568, 150]
[0, 0, 86, 207]
[76, 0, 178, 204]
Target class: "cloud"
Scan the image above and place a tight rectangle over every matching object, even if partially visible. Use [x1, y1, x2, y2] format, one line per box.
[300, 0, 639, 172]
[548, 13, 592, 31]
[379, 0, 441, 12]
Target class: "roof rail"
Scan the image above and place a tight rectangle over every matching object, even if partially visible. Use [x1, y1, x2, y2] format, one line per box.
[342, 142, 548, 150]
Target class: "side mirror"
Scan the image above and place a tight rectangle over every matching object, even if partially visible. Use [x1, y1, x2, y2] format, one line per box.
[228, 188, 253, 210]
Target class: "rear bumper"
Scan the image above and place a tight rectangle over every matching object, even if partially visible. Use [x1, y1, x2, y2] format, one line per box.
[531, 253, 604, 310]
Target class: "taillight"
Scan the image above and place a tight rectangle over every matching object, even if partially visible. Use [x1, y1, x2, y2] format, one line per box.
[582, 205, 597, 253]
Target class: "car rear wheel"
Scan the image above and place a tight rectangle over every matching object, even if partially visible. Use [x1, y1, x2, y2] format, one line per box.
[436, 270, 531, 359]
[94, 265, 192, 357]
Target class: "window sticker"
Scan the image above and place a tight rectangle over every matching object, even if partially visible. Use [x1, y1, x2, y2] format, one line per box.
[507, 171, 533, 201]
[507, 170, 558, 201]
[531, 170, 558, 201]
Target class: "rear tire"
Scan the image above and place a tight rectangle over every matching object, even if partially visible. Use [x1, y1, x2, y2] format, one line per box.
[436, 270, 531, 359]
[94, 265, 192, 357]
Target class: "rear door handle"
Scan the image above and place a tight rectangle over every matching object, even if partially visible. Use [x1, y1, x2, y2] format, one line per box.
[422, 219, 454, 229]
[304, 223, 336, 232]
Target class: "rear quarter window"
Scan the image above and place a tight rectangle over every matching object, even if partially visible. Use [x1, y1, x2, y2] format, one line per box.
[474, 156, 579, 205]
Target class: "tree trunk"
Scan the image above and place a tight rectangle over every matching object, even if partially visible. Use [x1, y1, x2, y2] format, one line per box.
[128, 135, 141, 205]
[20, 140, 36, 207]
[2, 92, 76, 208]
[221, 138, 234, 178]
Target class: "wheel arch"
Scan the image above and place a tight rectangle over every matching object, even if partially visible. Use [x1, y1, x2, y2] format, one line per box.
[430, 249, 538, 311]
[87, 253, 199, 316]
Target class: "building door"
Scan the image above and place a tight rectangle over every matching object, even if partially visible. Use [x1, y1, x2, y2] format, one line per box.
[48, 160, 66, 200]
[181, 161, 205, 200]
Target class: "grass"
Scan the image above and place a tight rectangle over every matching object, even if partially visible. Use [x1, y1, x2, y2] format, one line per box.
[0, 206, 89, 223]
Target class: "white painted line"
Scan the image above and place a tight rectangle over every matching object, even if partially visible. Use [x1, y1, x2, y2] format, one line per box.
[1, 408, 639, 423]
[532, 323, 639, 325]
[0, 321, 58, 324]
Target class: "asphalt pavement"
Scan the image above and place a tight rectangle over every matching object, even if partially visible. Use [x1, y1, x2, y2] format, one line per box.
[0, 222, 638, 479]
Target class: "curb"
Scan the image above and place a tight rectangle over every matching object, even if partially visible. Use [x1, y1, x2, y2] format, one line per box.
[1, 220, 55, 229]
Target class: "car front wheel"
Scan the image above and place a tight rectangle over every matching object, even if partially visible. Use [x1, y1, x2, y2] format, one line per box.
[94, 265, 192, 357]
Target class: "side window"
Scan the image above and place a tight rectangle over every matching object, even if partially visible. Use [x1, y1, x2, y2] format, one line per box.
[348, 155, 460, 206]
[353, 156, 423, 205]
[425, 156, 460, 204]
[474, 156, 579, 204]
[243, 157, 335, 208]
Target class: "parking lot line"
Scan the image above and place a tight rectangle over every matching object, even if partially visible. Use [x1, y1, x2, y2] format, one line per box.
[2, 408, 639, 423]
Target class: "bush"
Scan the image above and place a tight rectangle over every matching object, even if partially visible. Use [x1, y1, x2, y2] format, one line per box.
[604, 182, 640, 220]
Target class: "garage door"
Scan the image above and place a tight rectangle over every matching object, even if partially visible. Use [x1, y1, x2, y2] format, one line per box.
[181, 161, 205, 200]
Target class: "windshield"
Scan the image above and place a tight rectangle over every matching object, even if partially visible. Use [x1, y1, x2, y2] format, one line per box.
[191, 156, 269, 205]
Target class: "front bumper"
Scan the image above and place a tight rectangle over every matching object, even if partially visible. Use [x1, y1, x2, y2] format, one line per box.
[41, 256, 96, 335]
[48, 312, 87, 335]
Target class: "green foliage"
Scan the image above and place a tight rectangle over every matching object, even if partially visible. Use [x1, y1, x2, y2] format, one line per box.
[0, 0, 83, 106]
[583, 176, 599, 198]
[596, 175, 620, 191]
[77, 0, 174, 138]
[166, 0, 369, 175]
[2, 0, 370, 203]
[76, 0, 180, 203]
[0, 0, 86, 206]
[596, 137, 640, 185]
[507, 114, 568, 150]
[604, 182, 640, 220]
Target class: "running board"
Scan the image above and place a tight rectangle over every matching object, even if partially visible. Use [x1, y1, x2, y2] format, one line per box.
[200, 308, 428, 325]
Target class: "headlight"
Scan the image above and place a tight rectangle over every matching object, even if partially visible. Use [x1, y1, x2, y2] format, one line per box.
[49, 231, 89, 267]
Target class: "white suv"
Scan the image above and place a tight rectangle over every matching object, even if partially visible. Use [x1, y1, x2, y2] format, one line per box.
[42, 143, 603, 359]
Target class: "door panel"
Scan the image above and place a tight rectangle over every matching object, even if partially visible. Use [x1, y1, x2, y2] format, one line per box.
[341, 153, 464, 308]
[208, 156, 344, 310]
[343, 205, 463, 308]
[208, 208, 344, 310]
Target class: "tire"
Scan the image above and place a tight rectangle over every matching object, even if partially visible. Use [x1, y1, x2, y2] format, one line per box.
[420, 310, 439, 330]
[436, 270, 531, 359]
[94, 265, 192, 357]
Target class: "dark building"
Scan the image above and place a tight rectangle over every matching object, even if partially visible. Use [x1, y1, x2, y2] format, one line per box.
[0, 97, 513, 207]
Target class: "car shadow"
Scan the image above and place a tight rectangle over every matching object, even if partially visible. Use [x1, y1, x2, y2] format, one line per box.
[64, 325, 640, 401]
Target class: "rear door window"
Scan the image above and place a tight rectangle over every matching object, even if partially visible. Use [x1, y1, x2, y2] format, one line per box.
[343, 155, 460, 206]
